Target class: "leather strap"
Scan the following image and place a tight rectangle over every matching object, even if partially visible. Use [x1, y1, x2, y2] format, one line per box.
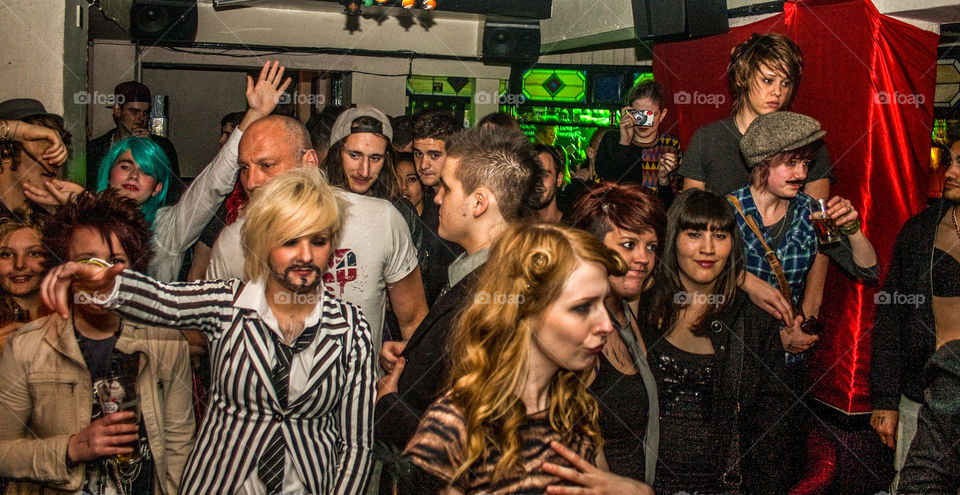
[727, 195, 794, 305]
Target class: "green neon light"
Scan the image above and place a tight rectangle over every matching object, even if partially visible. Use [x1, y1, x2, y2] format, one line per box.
[633, 72, 654, 88]
[522, 69, 586, 103]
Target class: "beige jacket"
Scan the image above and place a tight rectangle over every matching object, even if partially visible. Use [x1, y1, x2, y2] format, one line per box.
[0, 313, 195, 494]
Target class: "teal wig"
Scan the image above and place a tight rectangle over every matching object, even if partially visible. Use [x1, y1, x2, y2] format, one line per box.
[96, 137, 170, 225]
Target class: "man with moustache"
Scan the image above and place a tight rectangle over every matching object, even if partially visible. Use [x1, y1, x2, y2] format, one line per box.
[871, 135, 960, 491]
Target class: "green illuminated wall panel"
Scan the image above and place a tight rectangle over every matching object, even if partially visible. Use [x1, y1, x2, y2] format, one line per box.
[522, 69, 586, 103]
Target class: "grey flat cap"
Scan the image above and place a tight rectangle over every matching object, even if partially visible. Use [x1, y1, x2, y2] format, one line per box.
[740, 111, 826, 167]
[329, 105, 393, 144]
[0, 99, 63, 128]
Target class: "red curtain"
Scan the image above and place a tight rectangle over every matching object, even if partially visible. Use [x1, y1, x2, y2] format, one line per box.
[654, 0, 938, 412]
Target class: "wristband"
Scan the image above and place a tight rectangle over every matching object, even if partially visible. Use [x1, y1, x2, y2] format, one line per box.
[79, 257, 113, 268]
[838, 219, 861, 236]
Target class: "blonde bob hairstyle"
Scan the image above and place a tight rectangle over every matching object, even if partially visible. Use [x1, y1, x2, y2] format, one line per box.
[446, 222, 627, 483]
[241, 168, 346, 282]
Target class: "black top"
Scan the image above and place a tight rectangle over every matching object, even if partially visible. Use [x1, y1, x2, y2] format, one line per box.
[589, 351, 647, 481]
[871, 200, 954, 409]
[899, 339, 960, 494]
[932, 248, 960, 297]
[678, 116, 834, 195]
[418, 188, 464, 306]
[649, 339, 721, 495]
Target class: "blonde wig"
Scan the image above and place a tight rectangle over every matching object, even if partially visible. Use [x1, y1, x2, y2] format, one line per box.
[241, 168, 346, 282]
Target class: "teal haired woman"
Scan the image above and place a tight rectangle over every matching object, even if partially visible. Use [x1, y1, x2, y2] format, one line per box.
[95, 136, 170, 225]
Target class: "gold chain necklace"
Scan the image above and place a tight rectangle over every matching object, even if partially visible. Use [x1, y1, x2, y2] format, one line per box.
[953, 205, 960, 241]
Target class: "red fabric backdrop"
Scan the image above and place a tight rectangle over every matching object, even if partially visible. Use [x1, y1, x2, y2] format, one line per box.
[653, 0, 938, 412]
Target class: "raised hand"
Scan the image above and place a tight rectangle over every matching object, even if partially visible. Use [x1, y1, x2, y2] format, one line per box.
[239, 60, 293, 131]
[12, 121, 69, 167]
[824, 195, 859, 230]
[618, 106, 635, 146]
[41, 261, 125, 319]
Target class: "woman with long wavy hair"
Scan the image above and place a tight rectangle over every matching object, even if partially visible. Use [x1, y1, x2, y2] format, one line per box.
[402, 222, 653, 494]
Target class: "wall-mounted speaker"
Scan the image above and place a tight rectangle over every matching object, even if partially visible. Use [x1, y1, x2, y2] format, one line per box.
[130, 0, 198, 45]
[633, 0, 728, 41]
[482, 21, 541, 65]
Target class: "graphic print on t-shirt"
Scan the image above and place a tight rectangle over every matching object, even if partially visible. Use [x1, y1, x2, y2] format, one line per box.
[324, 248, 358, 295]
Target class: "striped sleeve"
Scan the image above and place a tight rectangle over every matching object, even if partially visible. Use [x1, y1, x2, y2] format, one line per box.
[332, 304, 376, 494]
[106, 269, 239, 338]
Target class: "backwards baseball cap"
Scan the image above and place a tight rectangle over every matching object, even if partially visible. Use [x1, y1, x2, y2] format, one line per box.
[329, 105, 393, 144]
[740, 111, 826, 168]
[0, 98, 64, 128]
[113, 81, 152, 107]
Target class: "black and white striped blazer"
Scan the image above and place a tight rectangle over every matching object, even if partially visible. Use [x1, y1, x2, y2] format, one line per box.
[106, 270, 375, 494]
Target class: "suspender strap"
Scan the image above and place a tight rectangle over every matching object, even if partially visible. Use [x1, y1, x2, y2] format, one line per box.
[727, 195, 794, 305]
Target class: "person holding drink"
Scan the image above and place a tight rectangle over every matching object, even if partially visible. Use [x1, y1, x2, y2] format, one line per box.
[725, 111, 878, 487]
[0, 190, 194, 495]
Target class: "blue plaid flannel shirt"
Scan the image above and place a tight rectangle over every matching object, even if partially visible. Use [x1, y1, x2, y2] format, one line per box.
[728, 186, 818, 307]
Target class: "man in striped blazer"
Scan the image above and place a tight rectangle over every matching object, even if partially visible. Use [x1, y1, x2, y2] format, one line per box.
[41, 168, 375, 494]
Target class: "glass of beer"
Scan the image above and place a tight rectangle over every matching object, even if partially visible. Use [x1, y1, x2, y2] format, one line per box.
[97, 360, 142, 464]
[809, 198, 841, 245]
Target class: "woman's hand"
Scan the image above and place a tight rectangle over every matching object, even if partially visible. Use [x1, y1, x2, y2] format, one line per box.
[10, 120, 69, 167]
[823, 195, 859, 230]
[618, 106, 636, 146]
[870, 409, 898, 448]
[543, 441, 654, 495]
[22, 178, 85, 206]
[742, 272, 793, 323]
[658, 152, 678, 185]
[40, 261, 125, 319]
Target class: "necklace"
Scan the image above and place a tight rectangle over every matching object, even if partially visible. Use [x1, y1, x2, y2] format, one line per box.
[953, 205, 960, 241]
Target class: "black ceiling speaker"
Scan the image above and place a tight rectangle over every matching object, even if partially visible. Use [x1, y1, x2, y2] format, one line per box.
[482, 21, 541, 65]
[130, 0, 198, 45]
[633, 0, 728, 41]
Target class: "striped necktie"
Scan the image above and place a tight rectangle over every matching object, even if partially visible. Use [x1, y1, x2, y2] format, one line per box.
[257, 323, 320, 494]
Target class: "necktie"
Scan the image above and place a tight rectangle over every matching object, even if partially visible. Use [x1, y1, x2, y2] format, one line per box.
[257, 323, 319, 494]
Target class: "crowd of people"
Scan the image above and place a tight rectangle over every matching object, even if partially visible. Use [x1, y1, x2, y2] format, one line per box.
[0, 31, 956, 495]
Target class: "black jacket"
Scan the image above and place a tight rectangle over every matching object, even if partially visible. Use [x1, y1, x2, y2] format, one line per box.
[375, 266, 482, 450]
[639, 290, 792, 494]
[898, 339, 960, 494]
[86, 129, 183, 202]
[870, 199, 952, 409]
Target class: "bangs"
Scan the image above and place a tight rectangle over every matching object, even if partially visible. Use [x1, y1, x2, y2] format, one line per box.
[677, 193, 736, 233]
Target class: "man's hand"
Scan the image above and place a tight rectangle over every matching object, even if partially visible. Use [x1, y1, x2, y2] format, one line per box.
[12, 121, 69, 167]
[380, 340, 407, 373]
[779, 315, 819, 353]
[870, 409, 898, 448]
[22, 179, 85, 207]
[239, 60, 293, 131]
[41, 261, 125, 319]
[67, 411, 139, 464]
[618, 106, 635, 146]
[376, 357, 404, 402]
[543, 441, 653, 495]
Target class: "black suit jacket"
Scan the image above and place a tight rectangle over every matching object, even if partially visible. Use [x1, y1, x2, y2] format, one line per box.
[86, 129, 183, 202]
[375, 266, 482, 450]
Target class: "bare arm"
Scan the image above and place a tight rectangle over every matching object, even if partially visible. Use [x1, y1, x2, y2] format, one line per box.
[387, 267, 428, 340]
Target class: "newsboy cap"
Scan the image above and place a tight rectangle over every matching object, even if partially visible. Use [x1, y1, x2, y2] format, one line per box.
[329, 105, 393, 144]
[740, 111, 825, 167]
[0, 99, 64, 128]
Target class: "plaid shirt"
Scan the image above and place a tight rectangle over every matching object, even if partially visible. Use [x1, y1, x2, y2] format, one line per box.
[728, 186, 818, 307]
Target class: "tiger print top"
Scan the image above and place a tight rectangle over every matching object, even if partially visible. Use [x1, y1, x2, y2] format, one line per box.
[402, 394, 597, 494]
